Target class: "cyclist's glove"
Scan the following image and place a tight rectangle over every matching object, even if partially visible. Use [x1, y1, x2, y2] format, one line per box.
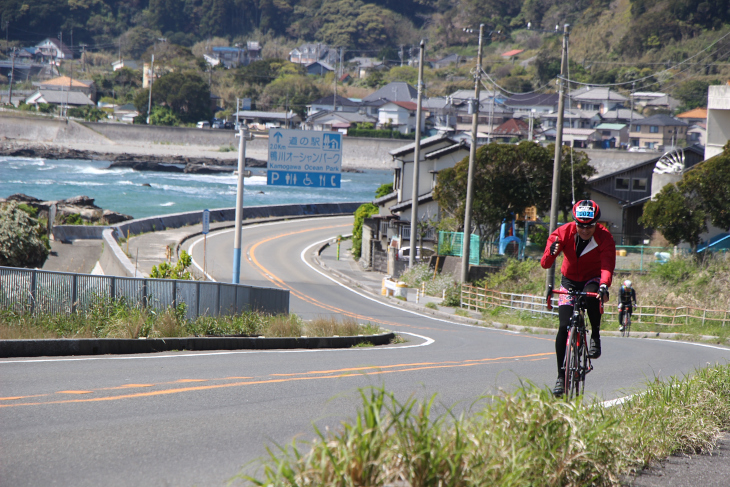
[549, 239, 560, 256]
[599, 284, 609, 300]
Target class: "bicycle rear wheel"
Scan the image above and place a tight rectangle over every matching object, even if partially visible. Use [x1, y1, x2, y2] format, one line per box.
[564, 326, 580, 400]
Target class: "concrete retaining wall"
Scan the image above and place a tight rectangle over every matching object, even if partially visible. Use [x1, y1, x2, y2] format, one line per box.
[0, 115, 113, 145]
[52, 225, 110, 242]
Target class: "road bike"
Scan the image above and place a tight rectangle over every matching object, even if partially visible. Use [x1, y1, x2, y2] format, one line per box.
[619, 304, 632, 337]
[547, 285, 604, 399]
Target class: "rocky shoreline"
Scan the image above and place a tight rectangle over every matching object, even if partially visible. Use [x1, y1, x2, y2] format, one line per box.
[0, 193, 132, 224]
[1, 142, 364, 173]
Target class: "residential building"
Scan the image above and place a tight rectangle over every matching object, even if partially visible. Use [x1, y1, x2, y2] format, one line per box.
[289, 43, 338, 65]
[600, 108, 644, 126]
[363, 81, 418, 103]
[541, 108, 601, 129]
[542, 127, 600, 148]
[303, 110, 376, 132]
[643, 94, 680, 113]
[347, 57, 384, 78]
[306, 94, 361, 117]
[25, 90, 95, 107]
[595, 123, 629, 147]
[687, 124, 706, 146]
[492, 118, 530, 141]
[112, 103, 139, 123]
[234, 110, 301, 129]
[677, 107, 708, 126]
[432, 53, 470, 69]
[422, 97, 457, 131]
[35, 38, 73, 60]
[38, 76, 96, 102]
[632, 92, 668, 108]
[629, 114, 689, 150]
[378, 101, 424, 134]
[503, 93, 558, 116]
[306, 61, 334, 76]
[569, 87, 627, 115]
[501, 49, 524, 62]
[706, 84, 730, 159]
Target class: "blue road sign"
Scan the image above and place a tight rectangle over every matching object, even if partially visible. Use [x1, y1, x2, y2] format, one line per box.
[267, 170, 341, 188]
[267, 129, 342, 188]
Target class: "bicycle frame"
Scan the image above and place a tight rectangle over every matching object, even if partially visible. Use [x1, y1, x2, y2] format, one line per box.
[547, 285, 604, 399]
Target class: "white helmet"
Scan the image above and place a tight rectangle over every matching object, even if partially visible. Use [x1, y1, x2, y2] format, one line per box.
[623, 280, 632, 289]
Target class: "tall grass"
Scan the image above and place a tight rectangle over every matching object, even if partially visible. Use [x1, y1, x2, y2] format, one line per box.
[239, 364, 730, 486]
[0, 300, 385, 339]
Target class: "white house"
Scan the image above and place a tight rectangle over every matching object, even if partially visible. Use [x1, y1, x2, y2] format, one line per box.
[378, 101, 425, 134]
[35, 38, 73, 60]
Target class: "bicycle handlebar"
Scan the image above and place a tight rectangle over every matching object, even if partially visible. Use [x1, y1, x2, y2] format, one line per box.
[546, 285, 604, 314]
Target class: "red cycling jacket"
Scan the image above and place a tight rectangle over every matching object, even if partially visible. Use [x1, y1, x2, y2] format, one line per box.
[540, 222, 616, 287]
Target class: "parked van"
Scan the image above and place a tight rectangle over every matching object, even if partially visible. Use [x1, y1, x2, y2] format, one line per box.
[196, 121, 210, 129]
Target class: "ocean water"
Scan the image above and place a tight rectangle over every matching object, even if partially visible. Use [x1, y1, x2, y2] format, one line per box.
[0, 157, 393, 219]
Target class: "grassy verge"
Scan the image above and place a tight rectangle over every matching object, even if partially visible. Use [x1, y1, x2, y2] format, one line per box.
[0, 301, 384, 340]
[238, 364, 730, 486]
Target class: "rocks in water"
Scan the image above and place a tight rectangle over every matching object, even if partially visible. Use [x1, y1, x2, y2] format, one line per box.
[141, 183, 152, 187]
[0, 193, 132, 225]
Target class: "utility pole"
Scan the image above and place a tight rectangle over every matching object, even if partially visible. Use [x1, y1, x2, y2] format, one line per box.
[629, 81, 635, 149]
[460, 24, 485, 283]
[232, 127, 251, 284]
[545, 24, 570, 294]
[4, 21, 8, 53]
[146, 53, 154, 124]
[7, 47, 15, 105]
[408, 39, 426, 269]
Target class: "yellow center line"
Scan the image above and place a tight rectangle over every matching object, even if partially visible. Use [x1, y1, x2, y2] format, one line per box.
[1, 353, 554, 408]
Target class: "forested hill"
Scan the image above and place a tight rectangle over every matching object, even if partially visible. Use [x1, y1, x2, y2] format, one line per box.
[2, 0, 729, 58]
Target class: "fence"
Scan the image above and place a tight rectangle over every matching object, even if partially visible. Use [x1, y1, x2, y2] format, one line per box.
[614, 246, 682, 272]
[461, 284, 730, 328]
[0, 266, 289, 319]
[438, 232, 479, 265]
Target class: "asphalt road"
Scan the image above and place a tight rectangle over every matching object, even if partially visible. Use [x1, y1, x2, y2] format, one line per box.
[3, 215, 730, 487]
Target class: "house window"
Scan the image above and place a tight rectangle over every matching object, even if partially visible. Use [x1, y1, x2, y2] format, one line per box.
[633, 125, 641, 132]
[602, 130, 611, 136]
[615, 177, 630, 190]
[650, 126, 659, 133]
[632, 178, 647, 191]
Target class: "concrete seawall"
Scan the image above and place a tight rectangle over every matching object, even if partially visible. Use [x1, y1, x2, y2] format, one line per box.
[79, 121, 404, 169]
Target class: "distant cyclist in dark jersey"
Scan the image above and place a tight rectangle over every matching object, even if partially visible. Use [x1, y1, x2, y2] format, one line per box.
[617, 279, 637, 332]
[541, 200, 616, 397]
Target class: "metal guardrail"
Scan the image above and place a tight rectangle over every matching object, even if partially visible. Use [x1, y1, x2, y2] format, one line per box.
[0, 266, 289, 319]
[461, 284, 730, 328]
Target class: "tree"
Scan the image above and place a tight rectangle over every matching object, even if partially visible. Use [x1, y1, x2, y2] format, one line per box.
[434, 141, 552, 244]
[150, 250, 193, 280]
[674, 79, 720, 110]
[639, 183, 707, 251]
[135, 71, 212, 124]
[0, 201, 50, 268]
[640, 142, 730, 250]
[259, 74, 323, 118]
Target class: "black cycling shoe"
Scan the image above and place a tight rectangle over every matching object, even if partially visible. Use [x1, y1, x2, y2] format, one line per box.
[588, 337, 601, 359]
[552, 377, 565, 397]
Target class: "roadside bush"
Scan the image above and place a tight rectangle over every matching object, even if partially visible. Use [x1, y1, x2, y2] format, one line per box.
[150, 250, 194, 280]
[649, 256, 695, 285]
[352, 203, 378, 260]
[399, 263, 456, 297]
[0, 201, 49, 268]
[479, 258, 543, 294]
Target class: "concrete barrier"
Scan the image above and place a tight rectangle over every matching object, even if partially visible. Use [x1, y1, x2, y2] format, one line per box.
[0, 114, 113, 145]
[101, 202, 364, 278]
[52, 224, 110, 242]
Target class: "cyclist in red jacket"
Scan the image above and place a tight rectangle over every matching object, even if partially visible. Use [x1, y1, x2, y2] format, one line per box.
[541, 200, 616, 397]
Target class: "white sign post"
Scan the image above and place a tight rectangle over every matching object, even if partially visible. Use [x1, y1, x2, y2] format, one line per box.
[202, 209, 209, 278]
[266, 128, 342, 188]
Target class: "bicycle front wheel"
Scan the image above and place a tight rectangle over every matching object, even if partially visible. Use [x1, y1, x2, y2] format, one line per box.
[565, 326, 581, 400]
[625, 313, 631, 337]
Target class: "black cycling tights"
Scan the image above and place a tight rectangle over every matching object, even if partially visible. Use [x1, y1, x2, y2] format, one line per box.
[555, 282, 602, 375]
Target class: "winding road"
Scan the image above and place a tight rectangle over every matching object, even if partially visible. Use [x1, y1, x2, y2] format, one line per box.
[2, 215, 729, 486]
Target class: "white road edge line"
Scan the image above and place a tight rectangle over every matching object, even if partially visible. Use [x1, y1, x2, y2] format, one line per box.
[0, 332, 434, 364]
[300, 236, 520, 334]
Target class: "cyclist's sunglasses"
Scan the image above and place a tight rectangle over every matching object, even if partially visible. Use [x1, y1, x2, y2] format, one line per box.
[576, 222, 596, 229]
